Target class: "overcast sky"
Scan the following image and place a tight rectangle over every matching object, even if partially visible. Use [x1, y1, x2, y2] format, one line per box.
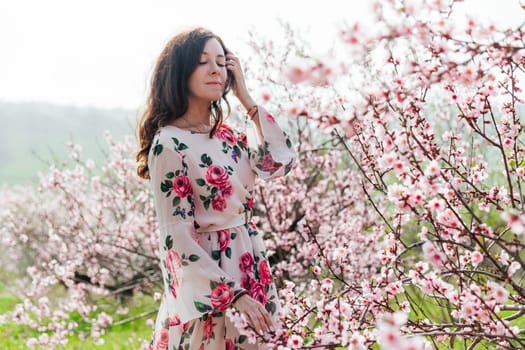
[0, 0, 523, 110]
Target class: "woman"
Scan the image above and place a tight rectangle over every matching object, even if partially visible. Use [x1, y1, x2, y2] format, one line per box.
[136, 27, 296, 349]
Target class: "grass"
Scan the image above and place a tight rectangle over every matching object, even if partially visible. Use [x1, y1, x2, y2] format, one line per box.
[0, 283, 157, 350]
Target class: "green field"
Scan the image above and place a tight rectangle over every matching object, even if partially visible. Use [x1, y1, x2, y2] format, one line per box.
[0, 283, 156, 350]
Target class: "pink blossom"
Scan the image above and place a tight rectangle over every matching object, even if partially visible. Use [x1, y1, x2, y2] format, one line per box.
[376, 326, 403, 349]
[502, 211, 525, 235]
[487, 281, 509, 304]
[287, 334, 304, 348]
[320, 278, 334, 294]
[285, 66, 310, 84]
[471, 251, 483, 266]
[4, 3, 525, 349]
[348, 332, 366, 350]
[428, 198, 445, 211]
[378, 152, 397, 170]
[96, 312, 112, 328]
[261, 92, 270, 102]
[471, 170, 486, 183]
[508, 261, 520, 277]
[422, 242, 445, 269]
[415, 262, 429, 273]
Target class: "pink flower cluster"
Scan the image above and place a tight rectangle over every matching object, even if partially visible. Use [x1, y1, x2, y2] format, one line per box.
[244, 0, 525, 347]
[2, 1, 525, 349]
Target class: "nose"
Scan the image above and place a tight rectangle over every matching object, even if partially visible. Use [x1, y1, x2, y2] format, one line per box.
[209, 61, 220, 74]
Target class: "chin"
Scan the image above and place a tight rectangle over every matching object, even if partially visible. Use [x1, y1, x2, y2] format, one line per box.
[193, 90, 225, 103]
[208, 93, 224, 101]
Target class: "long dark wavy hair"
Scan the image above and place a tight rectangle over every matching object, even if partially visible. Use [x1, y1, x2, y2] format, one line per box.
[136, 27, 233, 180]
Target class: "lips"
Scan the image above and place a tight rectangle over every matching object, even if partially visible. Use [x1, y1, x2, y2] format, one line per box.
[206, 81, 222, 86]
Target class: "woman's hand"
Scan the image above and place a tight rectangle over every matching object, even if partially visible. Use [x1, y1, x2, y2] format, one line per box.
[225, 50, 256, 110]
[233, 294, 275, 338]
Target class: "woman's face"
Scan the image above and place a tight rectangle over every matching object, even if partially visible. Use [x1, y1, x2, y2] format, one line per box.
[187, 38, 227, 104]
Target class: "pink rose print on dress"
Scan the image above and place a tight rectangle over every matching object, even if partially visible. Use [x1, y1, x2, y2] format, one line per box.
[169, 282, 178, 298]
[221, 182, 233, 198]
[211, 194, 227, 212]
[153, 328, 169, 350]
[258, 260, 272, 285]
[241, 274, 255, 290]
[215, 124, 237, 145]
[168, 315, 181, 327]
[203, 316, 214, 340]
[239, 252, 254, 273]
[205, 165, 230, 188]
[225, 338, 235, 350]
[181, 321, 190, 333]
[166, 250, 182, 298]
[239, 132, 248, 146]
[210, 283, 235, 310]
[218, 230, 230, 252]
[266, 112, 276, 124]
[172, 175, 193, 198]
[249, 282, 267, 305]
[260, 154, 282, 173]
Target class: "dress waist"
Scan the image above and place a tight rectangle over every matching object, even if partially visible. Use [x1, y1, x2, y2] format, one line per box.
[195, 211, 252, 233]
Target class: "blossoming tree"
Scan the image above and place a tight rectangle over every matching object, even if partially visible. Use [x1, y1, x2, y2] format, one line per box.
[240, 0, 525, 348]
[1, 0, 525, 349]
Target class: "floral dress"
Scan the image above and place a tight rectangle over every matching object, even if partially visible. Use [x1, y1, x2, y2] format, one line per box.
[147, 106, 296, 350]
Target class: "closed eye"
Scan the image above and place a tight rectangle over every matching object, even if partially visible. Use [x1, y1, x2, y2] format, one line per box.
[199, 61, 226, 67]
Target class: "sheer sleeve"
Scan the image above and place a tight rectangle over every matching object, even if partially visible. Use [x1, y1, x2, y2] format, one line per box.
[148, 133, 246, 324]
[246, 105, 296, 180]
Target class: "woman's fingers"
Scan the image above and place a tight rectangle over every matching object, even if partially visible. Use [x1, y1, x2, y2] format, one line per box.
[245, 310, 262, 334]
[224, 51, 249, 97]
[225, 50, 239, 61]
[225, 52, 243, 73]
[234, 294, 274, 337]
[246, 309, 261, 331]
[247, 306, 273, 336]
[261, 306, 275, 333]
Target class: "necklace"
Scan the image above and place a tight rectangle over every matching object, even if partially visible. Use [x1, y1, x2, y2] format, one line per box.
[179, 115, 212, 134]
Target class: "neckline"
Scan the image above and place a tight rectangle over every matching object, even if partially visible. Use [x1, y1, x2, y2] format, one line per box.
[163, 125, 211, 135]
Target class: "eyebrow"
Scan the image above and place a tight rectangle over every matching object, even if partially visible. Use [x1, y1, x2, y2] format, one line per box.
[201, 51, 225, 58]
